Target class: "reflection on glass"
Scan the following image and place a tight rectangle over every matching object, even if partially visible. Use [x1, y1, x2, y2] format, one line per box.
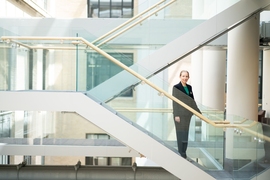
[86, 52, 133, 95]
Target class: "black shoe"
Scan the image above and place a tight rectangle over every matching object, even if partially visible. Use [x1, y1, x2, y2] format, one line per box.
[186, 157, 192, 162]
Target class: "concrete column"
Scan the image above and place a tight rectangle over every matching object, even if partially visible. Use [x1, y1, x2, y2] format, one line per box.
[32, 49, 43, 90]
[225, 14, 260, 163]
[191, 49, 203, 104]
[202, 47, 226, 111]
[197, 47, 226, 141]
[263, 49, 270, 117]
[226, 14, 259, 121]
[46, 50, 55, 90]
[13, 111, 25, 164]
[19, 48, 30, 89]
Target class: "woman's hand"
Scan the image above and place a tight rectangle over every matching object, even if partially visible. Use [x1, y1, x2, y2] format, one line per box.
[175, 116, 180, 123]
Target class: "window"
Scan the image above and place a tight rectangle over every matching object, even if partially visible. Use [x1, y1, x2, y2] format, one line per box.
[0, 155, 9, 165]
[24, 156, 32, 165]
[0, 112, 11, 165]
[85, 133, 132, 166]
[87, 52, 133, 97]
[0, 112, 11, 138]
[86, 134, 110, 139]
[87, 0, 133, 18]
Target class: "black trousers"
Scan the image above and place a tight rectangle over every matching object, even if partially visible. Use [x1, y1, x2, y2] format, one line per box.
[175, 130, 189, 158]
[174, 114, 192, 158]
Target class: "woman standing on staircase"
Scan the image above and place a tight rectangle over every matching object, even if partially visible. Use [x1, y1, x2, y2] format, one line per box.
[172, 70, 201, 159]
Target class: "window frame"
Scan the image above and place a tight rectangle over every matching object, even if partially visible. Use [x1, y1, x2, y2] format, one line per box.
[87, 0, 134, 18]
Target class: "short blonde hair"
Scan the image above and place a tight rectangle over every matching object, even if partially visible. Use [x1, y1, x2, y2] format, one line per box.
[179, 70, 189, 77]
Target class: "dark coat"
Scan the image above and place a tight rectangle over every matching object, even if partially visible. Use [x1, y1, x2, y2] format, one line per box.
[172, 82, 201, 131]
[174, 82, 194, 100]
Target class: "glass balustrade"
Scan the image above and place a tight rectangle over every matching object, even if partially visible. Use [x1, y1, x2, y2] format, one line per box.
[220, 114, 270, 179]
[101, 72, 226, 168]
[0, 0, 245, 108]
[1, 69, 269, 179]
[94, 71, 269, 178]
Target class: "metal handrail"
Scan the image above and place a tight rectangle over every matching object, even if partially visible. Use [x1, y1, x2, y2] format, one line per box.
[91, 0, 166, 44]
[1, 36, 264, 128]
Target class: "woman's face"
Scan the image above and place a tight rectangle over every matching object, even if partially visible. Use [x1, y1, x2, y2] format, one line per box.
[180, 71, 189, 84]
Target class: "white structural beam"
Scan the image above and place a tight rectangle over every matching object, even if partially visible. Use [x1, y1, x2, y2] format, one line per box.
[0, 144, 139, 157]
[21, 0, 52, 17]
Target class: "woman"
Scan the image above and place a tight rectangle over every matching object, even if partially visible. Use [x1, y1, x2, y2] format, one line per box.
[172, 70, 201, 159]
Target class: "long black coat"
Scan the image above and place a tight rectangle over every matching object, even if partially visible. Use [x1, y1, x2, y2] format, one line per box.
[172, 83, 201, 131]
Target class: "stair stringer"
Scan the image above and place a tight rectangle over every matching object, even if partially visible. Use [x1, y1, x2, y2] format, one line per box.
[0, 91, 215, 180]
